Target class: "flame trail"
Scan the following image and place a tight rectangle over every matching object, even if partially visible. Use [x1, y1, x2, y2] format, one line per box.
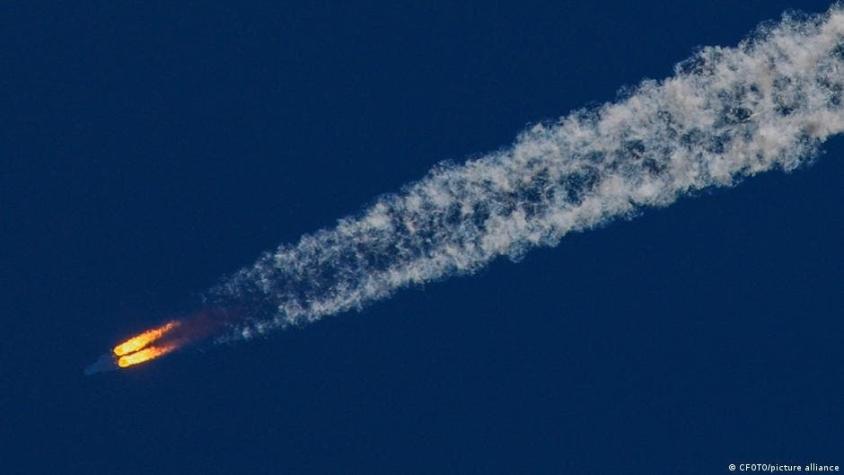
[117, 344, 178, 368]
[112, 321, 180, 357]
[85, 311, 227, 372]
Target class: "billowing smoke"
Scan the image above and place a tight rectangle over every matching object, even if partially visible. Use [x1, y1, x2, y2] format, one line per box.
[210, 6, 844, 341]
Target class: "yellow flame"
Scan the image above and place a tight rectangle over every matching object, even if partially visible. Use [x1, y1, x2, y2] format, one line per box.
[117, 344, 177, 368]
[113, 321, 179, 356]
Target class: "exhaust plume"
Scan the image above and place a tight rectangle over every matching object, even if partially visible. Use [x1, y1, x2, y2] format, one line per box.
[209, 5, 844, 342]
[85, 5, 844, 373]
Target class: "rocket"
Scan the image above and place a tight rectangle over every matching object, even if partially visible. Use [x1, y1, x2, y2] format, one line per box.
[84, 353, 118, 375]
[84, 321, 181, 375]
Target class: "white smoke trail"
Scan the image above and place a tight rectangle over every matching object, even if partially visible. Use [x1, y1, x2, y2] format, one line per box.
[212, 5, 844, 340]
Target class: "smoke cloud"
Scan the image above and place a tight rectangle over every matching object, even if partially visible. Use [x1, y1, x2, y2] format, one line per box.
[210, 6, 844, 341]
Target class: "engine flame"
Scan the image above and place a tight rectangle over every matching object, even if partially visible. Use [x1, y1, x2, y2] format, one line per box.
[112, 321, 179, 356]
[117, 344, 177, 368]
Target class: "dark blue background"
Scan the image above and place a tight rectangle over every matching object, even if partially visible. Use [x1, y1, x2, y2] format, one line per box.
[2, 1, 842, 473]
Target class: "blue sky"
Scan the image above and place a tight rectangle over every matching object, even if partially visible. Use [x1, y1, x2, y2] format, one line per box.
[2, 2, 842, 473]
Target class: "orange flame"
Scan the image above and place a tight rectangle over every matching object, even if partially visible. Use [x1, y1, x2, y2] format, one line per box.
[113, 321, 179, 356]
[117, 344, 177, 368]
